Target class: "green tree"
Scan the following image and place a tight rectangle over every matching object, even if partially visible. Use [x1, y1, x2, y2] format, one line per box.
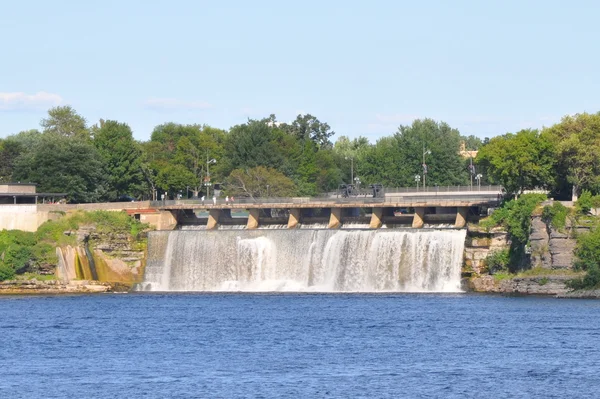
[543, 112, 600, 199]
[145, 123, 226, 197]
[225, 166, 297, 199]
[280, 113, 335, 149]
[41, 106, 89, 139]
[13, 134, 106, 202]
[477, 129, 556, 196]
[92, 120, 144, 200]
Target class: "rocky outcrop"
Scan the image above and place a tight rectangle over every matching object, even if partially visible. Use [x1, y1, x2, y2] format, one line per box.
[0, 279, 111, 294]
[529, 215, 577, 270]
[56, 224, 146, 288]
[463, 226, 510, 274]
[467, 275, 573, 296]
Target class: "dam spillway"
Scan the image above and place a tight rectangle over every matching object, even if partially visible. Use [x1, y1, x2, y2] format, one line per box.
[141, 228, 467, 293]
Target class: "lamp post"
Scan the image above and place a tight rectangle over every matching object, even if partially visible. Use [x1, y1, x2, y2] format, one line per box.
[345, 156, 354, 184]
[414, 174, 421, 191]
[469, 157, 475, 191]
[354, 177, 360, 196]
[475, 173, 482, 191]
[205, 155, 217, 198]
[422, 147, 431, 189]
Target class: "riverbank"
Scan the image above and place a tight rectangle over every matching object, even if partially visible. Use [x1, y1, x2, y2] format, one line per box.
[0, 279, 115, 295]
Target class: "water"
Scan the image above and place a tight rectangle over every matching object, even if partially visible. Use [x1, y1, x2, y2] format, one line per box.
[142, 229, 466, 292]
[1, 293, 599, 398]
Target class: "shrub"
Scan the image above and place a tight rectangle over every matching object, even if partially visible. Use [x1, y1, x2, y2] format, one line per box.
[542, 202, 569, 230]
[567, 225, 600, 289]
[576, 190, 594, 215]
[0, 264, 15, 281]
[485, 249, 510, 274]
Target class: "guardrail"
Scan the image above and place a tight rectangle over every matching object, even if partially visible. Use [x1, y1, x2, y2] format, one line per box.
[152, 193, 501, 208]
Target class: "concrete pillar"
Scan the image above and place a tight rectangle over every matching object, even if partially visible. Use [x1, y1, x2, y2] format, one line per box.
[370, 207, 383, 228]
[247, 208, 260, 229]
[328, 208, 342, 229]
[455, 207, 468, 228]
[412, 207, 425, 228]
[207, 209, 221, 230]
[288, 208, 301, 229]
[158, 210, 178, 230]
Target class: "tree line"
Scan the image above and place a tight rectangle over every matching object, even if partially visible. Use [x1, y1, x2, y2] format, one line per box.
[1, 106, 598, 202]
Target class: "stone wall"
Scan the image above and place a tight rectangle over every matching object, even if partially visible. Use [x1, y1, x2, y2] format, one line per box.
[463, 226, 510, 274]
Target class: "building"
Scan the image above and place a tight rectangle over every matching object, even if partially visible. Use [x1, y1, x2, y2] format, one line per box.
[0, 183, 66, 205]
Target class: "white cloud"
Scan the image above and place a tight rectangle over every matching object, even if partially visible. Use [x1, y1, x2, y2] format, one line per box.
[0, 91, 63, 111]
[144, 97, 211, 111]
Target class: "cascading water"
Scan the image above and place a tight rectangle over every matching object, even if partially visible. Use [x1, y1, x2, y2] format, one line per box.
[140, 229, 466, 293]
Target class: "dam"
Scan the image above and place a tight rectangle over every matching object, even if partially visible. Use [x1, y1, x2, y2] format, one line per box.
[140, 228, 467, 293]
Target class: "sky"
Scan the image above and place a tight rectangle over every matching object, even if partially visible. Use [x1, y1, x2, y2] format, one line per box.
[1, 0, 599, 142]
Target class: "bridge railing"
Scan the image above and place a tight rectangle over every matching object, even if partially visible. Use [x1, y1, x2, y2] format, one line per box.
[151, 193, 502, 208]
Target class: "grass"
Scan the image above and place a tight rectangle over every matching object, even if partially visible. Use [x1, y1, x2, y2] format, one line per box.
[15, 272, 56, 281]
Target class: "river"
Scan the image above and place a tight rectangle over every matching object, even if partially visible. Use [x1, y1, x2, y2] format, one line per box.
[1, 293, 599, 398]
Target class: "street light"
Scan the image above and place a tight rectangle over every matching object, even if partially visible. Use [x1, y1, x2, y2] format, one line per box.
[205, 155, 217, 198]
[422, 147, 431, 189]
[475, 173, 482, 191]
[345, 156, 354, 184]
[414, 174, 421, 191]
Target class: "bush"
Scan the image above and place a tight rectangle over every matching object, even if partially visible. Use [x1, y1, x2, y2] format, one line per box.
[567, 225, 600, 289]
[0, 264, 15, 281]
[576, 190, 594, 215]
[484, 249, 510, 274]
[542, 202, 569, 230]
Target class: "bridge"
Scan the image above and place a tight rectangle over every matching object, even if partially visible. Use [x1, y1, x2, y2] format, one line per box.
[0, 186, 502, 231]
[151, 186, 502, 229]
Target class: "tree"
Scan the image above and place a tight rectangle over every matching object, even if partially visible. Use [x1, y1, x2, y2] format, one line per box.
[543, 112, 600, 200]
[41, 106, 89, 139]
[280, 113, 335, 149]
[144, 123, 226, 197]
[13, 134, 106, 202]
[477, 129, 556, 196]
[92, 120, 145, 200]
[225, 166, 297, 199]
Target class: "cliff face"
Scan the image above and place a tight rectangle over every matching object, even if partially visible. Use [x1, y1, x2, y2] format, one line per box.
[56, 225, 146, 288]
[463, 226, 510, 274]
[529, 216, 578, 270]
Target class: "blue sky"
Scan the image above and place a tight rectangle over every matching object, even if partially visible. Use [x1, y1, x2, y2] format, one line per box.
[1, 0, 599, 142]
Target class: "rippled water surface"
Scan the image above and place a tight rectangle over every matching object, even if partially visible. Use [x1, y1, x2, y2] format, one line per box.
[1, 293, 599, 398]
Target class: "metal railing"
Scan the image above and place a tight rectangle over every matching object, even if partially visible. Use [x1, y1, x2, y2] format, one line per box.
[151, 192, 502, 208]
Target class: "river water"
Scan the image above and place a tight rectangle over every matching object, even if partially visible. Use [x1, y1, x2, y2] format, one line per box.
[1, 293, 599, 398]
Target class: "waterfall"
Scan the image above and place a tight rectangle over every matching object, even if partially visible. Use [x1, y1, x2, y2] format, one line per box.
[140, 229, 466, 293]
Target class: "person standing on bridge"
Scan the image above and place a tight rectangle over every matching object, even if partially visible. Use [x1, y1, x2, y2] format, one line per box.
[212, 196, 216, 205]
[225, 196, 229, 204]
[201, 196, 205, 205]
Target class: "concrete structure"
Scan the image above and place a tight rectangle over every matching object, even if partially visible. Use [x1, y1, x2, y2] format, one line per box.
[0, 189, 501, 232]
[0, 183, 66, 205]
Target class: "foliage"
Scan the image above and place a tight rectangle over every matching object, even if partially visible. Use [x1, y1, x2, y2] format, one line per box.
[279, 113, 335, 149]
[225, 166, 297, 199]
[480, 194, 547, 271]
[13, 134, 107, 203]
[484, 249, 510, 274]
[92, 120, 145, 200]
[476, 129, 556, 196]
[542, 202, 570, 230]
[0, 264, 15, 281]
[41, 106, 89, 139]
[0, 211, 150, 281]
[575, 190, 600, 215]
[567, 224, 600, 289]
[543, 112, 600, 198]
